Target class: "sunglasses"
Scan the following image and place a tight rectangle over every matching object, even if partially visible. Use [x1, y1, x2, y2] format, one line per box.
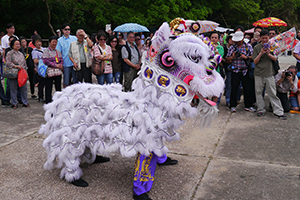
[99, 39, 106, 41]
[135, 38, 141, 41]
[64, 28, 71, 31]
[111, 40, 117, 43]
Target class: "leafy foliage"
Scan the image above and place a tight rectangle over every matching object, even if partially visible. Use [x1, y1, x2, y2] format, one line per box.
[0, 0, 299, 38]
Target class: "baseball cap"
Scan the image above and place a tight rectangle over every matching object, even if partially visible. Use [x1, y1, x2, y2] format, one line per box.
[232, 31, 244, 42]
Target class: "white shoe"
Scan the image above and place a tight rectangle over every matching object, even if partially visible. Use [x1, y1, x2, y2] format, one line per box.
[244, 107, 256, 112]
[230, 107, 236, 113]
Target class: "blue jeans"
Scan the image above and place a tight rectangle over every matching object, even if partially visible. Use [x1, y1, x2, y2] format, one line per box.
[225, 71, 232, 104]
[290, 96, 299, 108]
[96, 73, 113, 85]
[63, 66, 73, 86]
[113, 72, 122, 84]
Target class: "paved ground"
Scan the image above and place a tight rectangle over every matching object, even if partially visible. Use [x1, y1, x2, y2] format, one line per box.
[0, 56, 300, 200]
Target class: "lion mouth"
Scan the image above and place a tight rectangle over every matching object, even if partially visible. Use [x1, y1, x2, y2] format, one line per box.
[183, 75, 216, 106]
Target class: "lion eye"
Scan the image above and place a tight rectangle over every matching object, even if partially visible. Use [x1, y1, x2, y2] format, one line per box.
[188, 54, 201, 63]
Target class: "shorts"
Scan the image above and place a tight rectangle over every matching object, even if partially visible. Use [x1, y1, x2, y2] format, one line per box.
[63, 66, 73, 85]
[290, 96, 299, 108]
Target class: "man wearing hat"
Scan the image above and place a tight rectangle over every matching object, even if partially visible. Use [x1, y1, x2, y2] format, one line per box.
[56, 29, 61, 38]
[226, 31, 256, 113]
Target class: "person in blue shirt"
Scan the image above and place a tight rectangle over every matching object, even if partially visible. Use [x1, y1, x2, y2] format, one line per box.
[56, 23, 77, 88]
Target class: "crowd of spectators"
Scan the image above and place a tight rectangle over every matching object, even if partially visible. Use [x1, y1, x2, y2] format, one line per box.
[0, 22, 299, 120]
[207, 25, 300, 119]
[0, 23, 153, 108]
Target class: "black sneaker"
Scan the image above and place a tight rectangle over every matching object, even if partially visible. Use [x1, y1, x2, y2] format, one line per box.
[92, 155, 110, 164]
[157, 157, 178, 166]
[70, 178, 89, 187]
[22, 104, 30, 108]
[38, 99, 45, 103]
[31, 95, 37, 99]
[11, 104, 18, 109]
[1, 101, 10, 107]
[273, 114, 287, 120]
[133, 193, 152, 200]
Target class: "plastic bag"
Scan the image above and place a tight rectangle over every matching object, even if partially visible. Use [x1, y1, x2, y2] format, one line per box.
[38, 59, 48, 78]
[18, 68, 28, 87]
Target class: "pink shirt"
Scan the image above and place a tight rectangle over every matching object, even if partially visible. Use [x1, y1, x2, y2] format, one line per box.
[94, 44, 112, 74]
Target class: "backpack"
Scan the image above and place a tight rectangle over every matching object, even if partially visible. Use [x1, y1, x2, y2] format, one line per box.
[121, 41, 140, 72]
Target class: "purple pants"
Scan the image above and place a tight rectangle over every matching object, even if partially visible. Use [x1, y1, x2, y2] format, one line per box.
[133, 153, 167, 195]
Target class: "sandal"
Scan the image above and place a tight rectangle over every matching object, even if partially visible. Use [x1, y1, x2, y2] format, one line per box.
[22, 104, 30, 108]
[12, 105, 18, 109]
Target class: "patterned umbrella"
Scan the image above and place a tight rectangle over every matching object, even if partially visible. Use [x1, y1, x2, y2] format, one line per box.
[199, 20, 219, 33]
[253, 17, 287, 27]
[113, 23, 149, 33]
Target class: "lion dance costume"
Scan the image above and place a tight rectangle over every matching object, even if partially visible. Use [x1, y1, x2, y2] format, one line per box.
[40, 18, 224, 199]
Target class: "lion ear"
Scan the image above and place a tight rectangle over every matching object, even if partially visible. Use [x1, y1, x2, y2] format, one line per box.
[151, 22, 172, 50]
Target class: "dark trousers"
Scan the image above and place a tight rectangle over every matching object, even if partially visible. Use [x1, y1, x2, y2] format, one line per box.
[45, 75, 62, 103]
[277, 91, 290, 112]
[37, 75, 45, 100]
[230, 71, 255, 108]
[81, 63, 92, 83]
[27, 68, 35, 95]
[124, 67, 138, 92]
[73, 63, 92, 83]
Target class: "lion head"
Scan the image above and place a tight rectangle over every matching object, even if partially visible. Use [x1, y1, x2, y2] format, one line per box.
[146, 22, 224, 99]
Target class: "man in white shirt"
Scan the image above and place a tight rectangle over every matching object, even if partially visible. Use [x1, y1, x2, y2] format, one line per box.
[1, 23, 18, 62]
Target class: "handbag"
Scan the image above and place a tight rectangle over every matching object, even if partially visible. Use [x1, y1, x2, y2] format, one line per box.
[47, 50, 62, 77]
[47, 67, 63, 77]
[3, 52, 19, 79]
[2, 62, 18, 79]
[91, 45, 105, 76]
[38, 59, 48, 78]
[18, 68, 28, 87]
[272, 60, 280, 75]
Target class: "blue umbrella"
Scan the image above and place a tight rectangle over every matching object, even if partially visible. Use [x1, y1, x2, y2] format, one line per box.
[113, 23, 149, 33]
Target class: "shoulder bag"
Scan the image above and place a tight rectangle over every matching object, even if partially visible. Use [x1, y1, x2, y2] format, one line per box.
[3, 52, 19, 79]
[91, 44, 105, 76]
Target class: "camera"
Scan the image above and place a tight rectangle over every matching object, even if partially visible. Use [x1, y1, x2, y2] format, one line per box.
[235, 50, 241, 57]
[284, 70, 292, 78]
[263, 43, 270, 49]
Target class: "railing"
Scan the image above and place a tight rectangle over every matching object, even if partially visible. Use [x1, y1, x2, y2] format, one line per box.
[26, 38, 49, 47]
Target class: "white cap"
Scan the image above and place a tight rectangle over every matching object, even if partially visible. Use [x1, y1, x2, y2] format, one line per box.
[232, 31, 244, 42]
[56, 29, 61, 33]
[244, 38, 250, 43]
